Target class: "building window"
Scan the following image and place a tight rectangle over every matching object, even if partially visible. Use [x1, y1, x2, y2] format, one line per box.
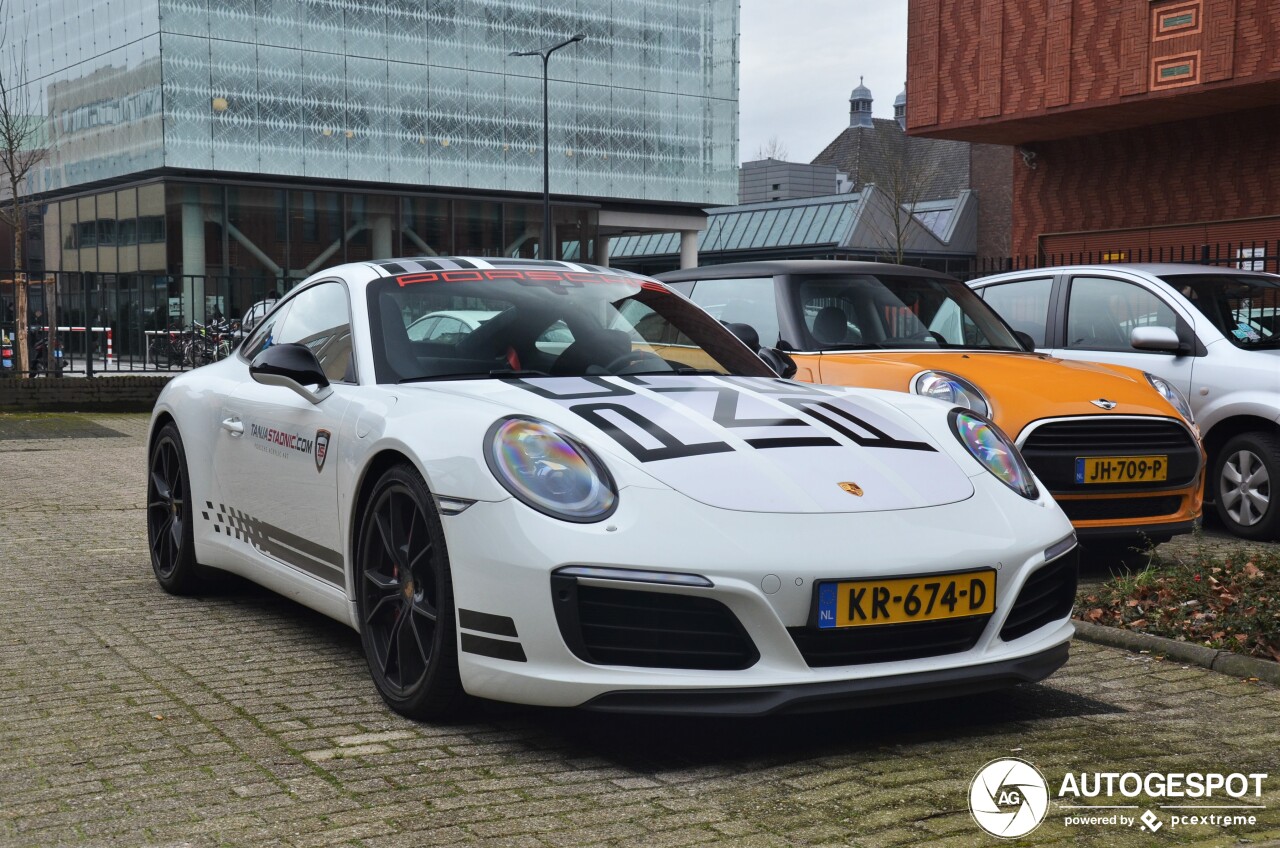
[1152, 52, 1200, 89]
[1153, 1, 1201, 39]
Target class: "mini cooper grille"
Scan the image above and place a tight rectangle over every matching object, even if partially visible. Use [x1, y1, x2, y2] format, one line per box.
[1000, 550, 1079, 642]
[1058, 495, 1183, 522]
[551, 579, 759, 670]
[786, 616, 990, 668]
[1020, 418, 1199, 493]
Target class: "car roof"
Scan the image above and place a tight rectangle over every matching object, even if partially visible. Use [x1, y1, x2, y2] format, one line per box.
[972, 263, 1280, 284]
[411, 309, 500, 325]
[357, 256, 645, 278]
[656, 260, 954, 284]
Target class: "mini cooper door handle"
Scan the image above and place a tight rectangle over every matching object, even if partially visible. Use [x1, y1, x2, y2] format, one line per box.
[221, 417, 244, 436]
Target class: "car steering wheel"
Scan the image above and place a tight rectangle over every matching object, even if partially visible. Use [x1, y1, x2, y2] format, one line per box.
[605, 349, 670, 374]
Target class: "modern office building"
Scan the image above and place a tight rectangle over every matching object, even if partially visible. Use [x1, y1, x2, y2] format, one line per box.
[6, 0, 737, 334]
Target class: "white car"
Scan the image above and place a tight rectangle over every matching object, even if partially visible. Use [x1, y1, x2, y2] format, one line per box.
[147, 257, 1077, 719]
[971, 264, 1280, 540]
[405, 309, 499, 342]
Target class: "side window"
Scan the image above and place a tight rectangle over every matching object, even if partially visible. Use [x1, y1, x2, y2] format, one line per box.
[274, 281, 356, 382]
[406, 316, 439, 342]
[241, 300, 291, 362]
[682, 277, 781, 347]
[980, 278, 1053, 347]
[1066, 276, 1178, 352]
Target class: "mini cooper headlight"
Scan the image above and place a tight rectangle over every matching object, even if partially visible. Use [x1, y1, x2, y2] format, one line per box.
[485, 417, 618, 522]
[949, 409, 1039, 500]
[1144, 372, 1195, 426]
[914, 371, 990, 417]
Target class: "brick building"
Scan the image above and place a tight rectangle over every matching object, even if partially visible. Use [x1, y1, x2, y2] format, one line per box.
[906, 0, 1280, 264]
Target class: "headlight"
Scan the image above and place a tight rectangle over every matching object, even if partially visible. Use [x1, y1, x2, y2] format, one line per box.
[949, 409, 1039, 500]
[485, 417, 618, 522]
[914, 371, 990, 417]
[1145, 372, 1195, 425]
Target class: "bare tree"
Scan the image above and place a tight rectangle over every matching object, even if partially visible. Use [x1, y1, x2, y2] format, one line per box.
[862, 135, 943, 265]
[752, 135, 790, 162]
[0, 0, 49, 377]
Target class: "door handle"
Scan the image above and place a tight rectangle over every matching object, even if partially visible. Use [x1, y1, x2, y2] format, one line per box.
[221, 417, 244, 436]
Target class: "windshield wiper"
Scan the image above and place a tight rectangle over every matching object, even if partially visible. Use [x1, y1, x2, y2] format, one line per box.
[399, 368, 551, 383]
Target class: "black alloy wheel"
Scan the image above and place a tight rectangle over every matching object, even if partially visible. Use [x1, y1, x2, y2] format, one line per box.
[356, 465, 463, 720]
[146, 422, 209, 593]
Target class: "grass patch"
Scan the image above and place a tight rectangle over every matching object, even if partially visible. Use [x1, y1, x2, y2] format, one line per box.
[1076, 539, 1280, 662]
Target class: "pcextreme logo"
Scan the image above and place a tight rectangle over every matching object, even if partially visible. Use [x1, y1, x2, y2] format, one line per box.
[969, 757, 1269, 838]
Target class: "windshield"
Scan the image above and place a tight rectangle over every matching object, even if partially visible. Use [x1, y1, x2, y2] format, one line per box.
[366, 269, 775, 383]
[792, 274, 1024, 351]
[1159, 273, 1280, 349]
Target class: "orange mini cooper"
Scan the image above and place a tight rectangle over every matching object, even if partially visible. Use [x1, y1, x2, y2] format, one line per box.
[660, 260, 1204, 546]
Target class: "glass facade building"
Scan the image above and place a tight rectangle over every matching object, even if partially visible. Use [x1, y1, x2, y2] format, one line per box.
[6, 0, 737, 334]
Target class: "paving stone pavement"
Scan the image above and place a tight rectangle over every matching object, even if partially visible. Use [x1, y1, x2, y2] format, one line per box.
[1, 413, 1279, 848]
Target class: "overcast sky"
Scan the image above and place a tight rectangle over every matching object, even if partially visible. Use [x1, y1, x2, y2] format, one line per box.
[739, 0, 909, 164]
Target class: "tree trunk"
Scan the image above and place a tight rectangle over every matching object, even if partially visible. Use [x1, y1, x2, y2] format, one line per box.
[8, 182, 28, 376]
[45, 277, 56, 377]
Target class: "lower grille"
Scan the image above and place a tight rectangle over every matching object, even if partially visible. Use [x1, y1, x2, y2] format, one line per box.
[551, 578, 758, 670]
[1059, 495, 1182, 522]
[1000, 550, 1078, 641]
[787, 616, 990, 668]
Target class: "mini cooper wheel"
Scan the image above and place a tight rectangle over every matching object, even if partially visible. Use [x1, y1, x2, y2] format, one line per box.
[147, 422, 211, 593]
[356, 465, 463, 720]
[1213, 432, 1279, 541]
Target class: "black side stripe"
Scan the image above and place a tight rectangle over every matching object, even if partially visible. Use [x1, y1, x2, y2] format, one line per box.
[459, 609, 519, 637]
[461, 634, 527, 662]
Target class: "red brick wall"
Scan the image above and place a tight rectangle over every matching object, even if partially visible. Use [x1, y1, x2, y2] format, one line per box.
[1014, 109, 1280, 257]
[908, 0, 1280, 138]
[970, 144, 1013, 262]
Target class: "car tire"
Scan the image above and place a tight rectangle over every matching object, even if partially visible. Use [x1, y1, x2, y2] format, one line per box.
[147, 422, 215, 593]
[1212, 431, 1279, 541]
[356, 464, 464, 720]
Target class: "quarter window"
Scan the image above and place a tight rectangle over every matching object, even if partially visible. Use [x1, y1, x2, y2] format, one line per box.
[1065, 277, 1178, 352]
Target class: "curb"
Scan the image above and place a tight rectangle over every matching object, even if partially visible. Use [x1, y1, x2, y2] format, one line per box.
[1073, 620, 1280, 686]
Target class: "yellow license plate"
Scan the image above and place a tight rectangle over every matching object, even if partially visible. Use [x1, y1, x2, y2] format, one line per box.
[1075, 455, 1168, 484]
[816, 570, 996, 628]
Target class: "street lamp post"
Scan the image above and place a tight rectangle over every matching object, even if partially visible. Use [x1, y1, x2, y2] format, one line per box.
[510, 34, 583, 261]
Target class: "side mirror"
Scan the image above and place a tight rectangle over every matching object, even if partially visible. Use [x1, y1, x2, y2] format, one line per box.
[1130, 326, 1181, 353]
[725, 321, 760, 350]
[759, 347, 798, 379]
[250, 343, 333, 404]
[1013, 330, 1037, 351]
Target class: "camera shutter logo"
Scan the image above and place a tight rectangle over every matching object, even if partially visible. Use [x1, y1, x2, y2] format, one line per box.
[969, 758, 1050, 838]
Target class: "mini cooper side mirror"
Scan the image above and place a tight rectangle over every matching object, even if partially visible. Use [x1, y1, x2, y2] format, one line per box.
[1130, 325, 1181, 353]
[724, 321, 760, 350]
[759, 347, 798, 379]
[250, 343, 333, 404]
[1013, 330, 1037, 351]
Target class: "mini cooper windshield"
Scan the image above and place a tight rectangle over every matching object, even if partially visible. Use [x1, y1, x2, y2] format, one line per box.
[1160, 273, 1280, 349]
[368, 269, 776, 383]
[795, 274, 1025, 352]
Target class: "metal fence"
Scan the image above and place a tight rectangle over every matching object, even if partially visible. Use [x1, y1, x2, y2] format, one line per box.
[2, 240, 1278, 376]
[962, 240, 1280, 281]
[1, 273, 292, 376]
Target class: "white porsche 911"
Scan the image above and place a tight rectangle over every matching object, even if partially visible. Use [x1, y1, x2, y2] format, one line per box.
[147, 257, 1079, 719]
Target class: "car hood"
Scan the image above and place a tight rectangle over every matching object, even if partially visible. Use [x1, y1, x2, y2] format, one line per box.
[409, 375, 976, 514]
[815, 351, 1182, 437]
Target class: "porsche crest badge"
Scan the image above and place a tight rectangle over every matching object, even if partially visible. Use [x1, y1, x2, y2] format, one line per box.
[838, 481, 864, 497]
